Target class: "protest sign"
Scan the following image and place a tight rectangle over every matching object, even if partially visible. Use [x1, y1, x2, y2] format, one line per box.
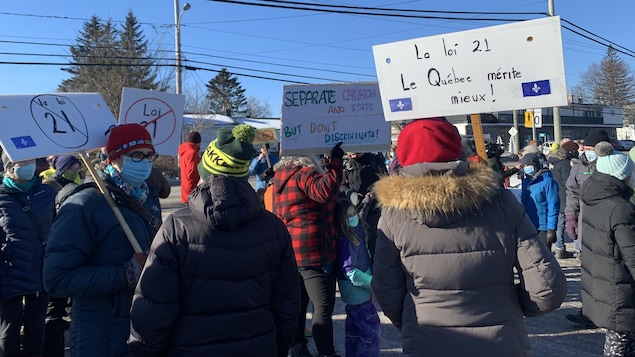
[281, 82, 391, 155]
[373, 16, 567, 121]
[0, 93, 116, 162]
[119, 87, 185, 156]
[253, 127, 278, 145]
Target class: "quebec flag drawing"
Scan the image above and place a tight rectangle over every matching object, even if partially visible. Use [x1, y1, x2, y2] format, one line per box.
[389, 98, 413, 112]
[522, 80, 552, 97]
[11, 136, 36, 149]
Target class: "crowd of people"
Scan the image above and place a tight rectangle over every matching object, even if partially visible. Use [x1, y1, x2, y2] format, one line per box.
[1, 118, 634, 357]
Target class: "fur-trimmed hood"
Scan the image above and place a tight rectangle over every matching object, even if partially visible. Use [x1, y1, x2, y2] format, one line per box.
[373, 162, 501, 226]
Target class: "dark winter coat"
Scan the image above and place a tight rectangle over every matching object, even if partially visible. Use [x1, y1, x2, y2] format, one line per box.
[43, 177, 160, 357]
[272, 157, 343, 268]
[372, 162, 566, 357]
[0, 180, 56, 300]
[547, 149, 573, 214]
[343, 153, 387, 195]
[128, 175, 300, 356]
[520, 169, 559, 231]
[565, 154, 595, 228]
[579, 172, 635, 333]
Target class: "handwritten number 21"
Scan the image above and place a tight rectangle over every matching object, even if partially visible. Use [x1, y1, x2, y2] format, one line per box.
[472, 39, 491, 52]
[45, 110, 76, 133]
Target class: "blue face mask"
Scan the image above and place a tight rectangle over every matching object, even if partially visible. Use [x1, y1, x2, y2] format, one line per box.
[120, 157, 152, 187]
[347, 215, 359, 228]
[584, 150, 597, 162]
[13, 163, 36, 181]
[523, 166, 535, 176]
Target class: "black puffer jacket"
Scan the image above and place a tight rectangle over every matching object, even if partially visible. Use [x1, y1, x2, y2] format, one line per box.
[547, 149, 573, 214]
[580, 172, 635, 333]
[128, 175, 300, 356]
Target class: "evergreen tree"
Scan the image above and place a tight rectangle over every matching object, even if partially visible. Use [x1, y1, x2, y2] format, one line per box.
[205, 68, 248, 117]
[59, 12, 164, 117]
[118, 11, 160, 91]
[578, 46, 635, 107]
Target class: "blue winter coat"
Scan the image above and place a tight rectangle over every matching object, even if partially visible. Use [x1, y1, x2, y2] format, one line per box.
[43, 179, 160, 357]
[249, 154, 280, 191]
[521, 170, 559, 231]
[0, 181, 56, 300]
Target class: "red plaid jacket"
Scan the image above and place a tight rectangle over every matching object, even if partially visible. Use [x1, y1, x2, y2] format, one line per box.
[272, 158, 343, 268]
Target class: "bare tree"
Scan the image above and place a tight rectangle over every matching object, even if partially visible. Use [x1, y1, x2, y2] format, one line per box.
[577, 46, 635, 107]
[245, 96, 273, 118]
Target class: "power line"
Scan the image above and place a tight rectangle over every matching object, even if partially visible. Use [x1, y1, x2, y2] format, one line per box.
[259, 0, 546, 16]
[0, 61, 313, 84]
[207, 0, 533, 22]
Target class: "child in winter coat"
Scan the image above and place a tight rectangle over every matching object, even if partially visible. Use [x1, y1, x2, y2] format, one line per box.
[520, 152, 560, 251]
[334, 198, 380, 357]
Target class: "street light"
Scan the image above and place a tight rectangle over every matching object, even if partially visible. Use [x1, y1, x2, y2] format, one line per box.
[174, 1, 191, 94]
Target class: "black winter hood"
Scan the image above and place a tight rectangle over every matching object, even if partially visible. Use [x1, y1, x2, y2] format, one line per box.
[187, 174, 263, 231]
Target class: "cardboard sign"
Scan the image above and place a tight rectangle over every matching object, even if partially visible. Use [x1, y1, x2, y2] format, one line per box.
[280, 83, 391, 155]
[373, 16, 567, 121]
[0, 93, 116, 162]
[253, 127, 279, 145]
[119, 88, 185, 156]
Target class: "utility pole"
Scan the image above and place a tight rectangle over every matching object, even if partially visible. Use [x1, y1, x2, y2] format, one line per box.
[548, 0, 561, 143]
[512, 110, 520, 154]
[174, 1, 191, 94]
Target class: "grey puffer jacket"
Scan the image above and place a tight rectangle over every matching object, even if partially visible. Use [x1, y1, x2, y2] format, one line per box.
[128, 175, 300, 356]
[372, 162, 566, 357]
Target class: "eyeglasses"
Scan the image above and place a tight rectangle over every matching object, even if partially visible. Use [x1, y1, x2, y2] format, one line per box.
[126, 151, 159, 162]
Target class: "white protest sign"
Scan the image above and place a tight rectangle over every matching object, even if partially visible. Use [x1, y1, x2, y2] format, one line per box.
[281, 83, 391, 155]
[373, 16, 567, 121]
[119, 88, 185, 156]
[0, 93, 116, 162]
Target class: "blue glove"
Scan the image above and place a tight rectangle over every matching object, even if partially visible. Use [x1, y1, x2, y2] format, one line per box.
[346, 268, 372, 290]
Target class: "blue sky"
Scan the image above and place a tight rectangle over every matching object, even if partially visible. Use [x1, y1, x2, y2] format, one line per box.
[0, 0, 633, 117]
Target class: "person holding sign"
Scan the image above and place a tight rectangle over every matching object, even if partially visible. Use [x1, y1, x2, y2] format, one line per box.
[43, 124, 161, 357]
[371, 118, 566, 357]
[178, 131, 202, 204]
[129, 124, 300, 356]
[249, 143, 280, 197]
[272, 143, 344, 357]
[0, 152, 56, 357]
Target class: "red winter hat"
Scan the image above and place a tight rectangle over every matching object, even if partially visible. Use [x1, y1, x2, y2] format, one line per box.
[106, 124, 154, 164]
[396, 118, 462, 167]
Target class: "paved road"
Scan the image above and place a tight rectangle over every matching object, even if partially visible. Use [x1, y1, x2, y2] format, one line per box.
[158, 182, 606, 356]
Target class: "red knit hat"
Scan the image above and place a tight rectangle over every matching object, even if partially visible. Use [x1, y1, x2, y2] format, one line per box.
[396, 118, 462, 167]
[106, 124, 154, 164]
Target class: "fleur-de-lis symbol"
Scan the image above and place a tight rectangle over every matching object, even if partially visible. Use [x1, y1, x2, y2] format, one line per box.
[397, 101, 405, 110]
[532, 83, 541, 94]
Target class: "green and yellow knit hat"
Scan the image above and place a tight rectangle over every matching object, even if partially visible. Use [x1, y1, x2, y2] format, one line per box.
[198, 124, 256, 179]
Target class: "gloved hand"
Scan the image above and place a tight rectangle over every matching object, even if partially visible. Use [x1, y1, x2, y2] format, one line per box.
[258, 167, 274, 181]
[546, 230, 556, 245]
[124, 252, 148, 289]
[330, 142, 344, 161]
[565, 215, 578, 240]
[346, 268, 372, 290]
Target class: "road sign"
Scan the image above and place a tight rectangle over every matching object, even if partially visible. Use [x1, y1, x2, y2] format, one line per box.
[533, 108, 543, 128]
[508, 127, 518, 136]
[524, 111, 533, 128]
[524, 109, 542, 128]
